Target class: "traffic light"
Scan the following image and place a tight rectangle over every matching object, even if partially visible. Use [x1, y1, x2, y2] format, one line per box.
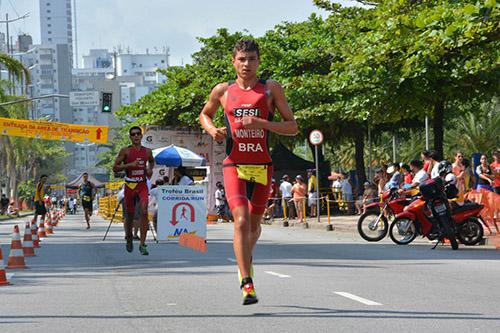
[101, 92, 112, 112]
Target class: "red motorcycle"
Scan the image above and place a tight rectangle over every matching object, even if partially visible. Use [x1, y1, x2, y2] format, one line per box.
[357, 188, 411, 242]
[389, 178, 484, 249]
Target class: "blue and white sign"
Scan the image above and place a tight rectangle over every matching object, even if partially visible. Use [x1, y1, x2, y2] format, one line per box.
[157, 185, 207, 241]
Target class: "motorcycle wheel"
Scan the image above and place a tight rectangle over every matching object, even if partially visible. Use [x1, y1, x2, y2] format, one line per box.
[389, 218, 417, 245]
[357, 210, 388, 242]
[441, 216, 459, 250]
[456, 217, 484, 246]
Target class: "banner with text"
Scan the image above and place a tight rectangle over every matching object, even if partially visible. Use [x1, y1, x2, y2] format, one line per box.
[0, 117, 108, 144]
[157, 185, 207, 241]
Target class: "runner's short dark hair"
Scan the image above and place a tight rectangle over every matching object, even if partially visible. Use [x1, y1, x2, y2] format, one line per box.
[129, 126, 142, 135]
[82, 172, 88, 176]
[40, 174, 48, 179]
[233, 39, 260, 58]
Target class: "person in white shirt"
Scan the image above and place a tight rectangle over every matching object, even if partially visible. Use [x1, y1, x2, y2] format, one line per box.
[400, 159, 428, 196]
[279, 175, 295, 219]
[215, 181, 227, 222]
[173, 167, 194, 185]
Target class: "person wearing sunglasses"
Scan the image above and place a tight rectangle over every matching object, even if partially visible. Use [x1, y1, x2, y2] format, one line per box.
[113, 126, 155, 255]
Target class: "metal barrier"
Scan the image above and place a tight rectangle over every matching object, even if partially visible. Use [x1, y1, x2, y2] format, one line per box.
[98, 195, 122, 222]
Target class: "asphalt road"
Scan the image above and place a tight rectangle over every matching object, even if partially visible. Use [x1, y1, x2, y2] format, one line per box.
[1, 212, 500, 333]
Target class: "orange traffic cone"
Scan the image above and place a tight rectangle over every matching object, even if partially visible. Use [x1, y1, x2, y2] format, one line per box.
[0, 247, 11, 285]
[7, 225, 28, 269]
[23, 224, 36, 257]
[38, 219, 47, 238]
[31, 222, 40, 248]
[45, 214, 54, 235]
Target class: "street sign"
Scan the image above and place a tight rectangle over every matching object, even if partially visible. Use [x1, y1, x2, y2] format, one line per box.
[308, 129, 323, 223]
[0, 117, 109, 144]
[309, 130, 324, 146]
[70, 91, 100, 107]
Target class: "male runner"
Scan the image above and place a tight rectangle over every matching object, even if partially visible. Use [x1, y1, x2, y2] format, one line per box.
[32, 175, 48, 226]
[113, 126, 155, 255]
[77, 172, 95, 229]
[200, 39, 297, 305]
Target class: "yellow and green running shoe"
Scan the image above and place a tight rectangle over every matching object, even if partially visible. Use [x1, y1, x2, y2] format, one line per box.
[241, 277, 258, 305]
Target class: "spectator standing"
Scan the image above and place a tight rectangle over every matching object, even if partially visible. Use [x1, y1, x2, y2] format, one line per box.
[452, 151, 465, 196]
[375, 168, 387, 195]
[421, 150, 432, 174]
[280, 175, 295, 219]
[215, 181, 227, 222]
[476, 154, 494, 191]
[291, 175, 307, 223]
[341, 172, 354, 214]
[68, 197, 76, 214]
[355, 182, 377, 215]
[307, 169, 318, 218]
[462, 158, 475, 191]
[429, 150, 441, 179]
[491, 150, 500, 195]
[0, 194, 9, 215]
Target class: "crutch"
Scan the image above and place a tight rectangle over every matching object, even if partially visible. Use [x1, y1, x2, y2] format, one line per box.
[102, 199, 122, 241]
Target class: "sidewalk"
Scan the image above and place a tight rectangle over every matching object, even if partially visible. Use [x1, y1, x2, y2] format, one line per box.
[265, 214, 358, 232]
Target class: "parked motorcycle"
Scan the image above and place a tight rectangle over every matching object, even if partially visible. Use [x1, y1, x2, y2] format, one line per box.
[389, 178, 460, 250]
[357, 187, 411, 242]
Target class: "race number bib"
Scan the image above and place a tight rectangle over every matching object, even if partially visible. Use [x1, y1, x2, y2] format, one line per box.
[236, 165, 268, 185]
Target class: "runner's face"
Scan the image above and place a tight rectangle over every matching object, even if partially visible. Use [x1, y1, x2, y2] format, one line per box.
[232, 51, 259, 80]
[130, 130, 142, 145]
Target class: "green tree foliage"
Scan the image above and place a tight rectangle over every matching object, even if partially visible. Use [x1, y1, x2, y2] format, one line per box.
[116, 0, 500, 186]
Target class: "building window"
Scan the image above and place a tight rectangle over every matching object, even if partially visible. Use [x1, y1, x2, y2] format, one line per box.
[47, 24, 51, 27]
[47, 2, 51, 5]
[48, 31, 52, 34]
[47, 10, 51, 13]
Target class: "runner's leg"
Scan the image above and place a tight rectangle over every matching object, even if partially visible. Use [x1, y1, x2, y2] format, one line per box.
[232, 205, 252, 278]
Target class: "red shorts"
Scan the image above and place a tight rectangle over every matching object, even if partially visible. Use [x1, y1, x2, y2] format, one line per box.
[124, 182, 149, 215]
[223, 165, 273, 215]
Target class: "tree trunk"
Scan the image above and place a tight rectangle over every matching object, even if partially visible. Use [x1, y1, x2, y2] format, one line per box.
[433, 100, 445, 159]
[354, 125, 367, 194]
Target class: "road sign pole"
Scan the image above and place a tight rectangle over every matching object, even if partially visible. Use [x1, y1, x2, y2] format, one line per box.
[315, 144, 320, 223]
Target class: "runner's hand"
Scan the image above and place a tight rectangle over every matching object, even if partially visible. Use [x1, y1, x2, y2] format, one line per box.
[146, 168, 153, 178]
[128, 159, 140, 168]
[209, 127, 226, 141]
[242, 116, 264, 129]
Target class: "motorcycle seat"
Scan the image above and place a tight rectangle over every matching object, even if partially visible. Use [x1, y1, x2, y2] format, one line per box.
[451, 202, 483, 214]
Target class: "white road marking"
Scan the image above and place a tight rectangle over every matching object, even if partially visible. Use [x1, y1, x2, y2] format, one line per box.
[334, 292, 382, 306]
[166, 303, 176, 306]
[265, 271, 291, 278]
[6, 273, 14, 279]
[226, 258, 237, 263]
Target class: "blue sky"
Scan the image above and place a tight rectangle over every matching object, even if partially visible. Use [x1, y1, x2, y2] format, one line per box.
[7, 1, 353, 66]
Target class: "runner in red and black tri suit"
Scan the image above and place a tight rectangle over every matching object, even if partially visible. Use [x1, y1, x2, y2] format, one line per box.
[200, 39, 297, 305]
[113, 126, 155, 255]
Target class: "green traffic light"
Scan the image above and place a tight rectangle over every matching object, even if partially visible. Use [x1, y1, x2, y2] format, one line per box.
[104, 106, 110, 111]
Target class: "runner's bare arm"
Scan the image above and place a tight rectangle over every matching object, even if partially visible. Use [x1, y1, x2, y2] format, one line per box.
[242, 81, 297, 135]
[113, 148, 138, 172]
[147, 148, 155, 178]
[200, 83, 227, 141]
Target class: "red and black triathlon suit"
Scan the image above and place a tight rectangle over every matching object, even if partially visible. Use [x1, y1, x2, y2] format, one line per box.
[223, 79, 273, 215]
[124, 146, 149, 214]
